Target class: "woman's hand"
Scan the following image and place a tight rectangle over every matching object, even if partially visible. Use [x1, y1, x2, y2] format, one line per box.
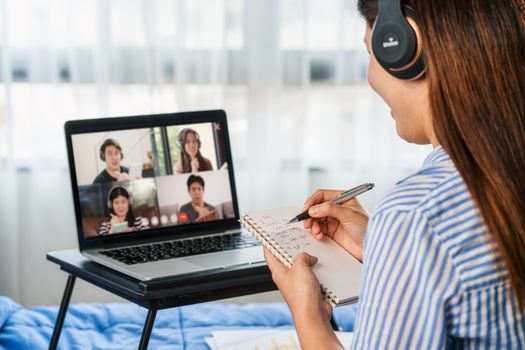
[264, 249, 344, 350]
[108, 215, 119, 234]
[191, 157, 199, 172]
[264, 249, 330, 319]
[303, 189, 369, 262]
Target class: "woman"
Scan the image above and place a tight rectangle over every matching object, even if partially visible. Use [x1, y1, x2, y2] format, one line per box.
[98, 186, 143, 235]
[264, 0, 525, 348]
[174, 128, 213, 174]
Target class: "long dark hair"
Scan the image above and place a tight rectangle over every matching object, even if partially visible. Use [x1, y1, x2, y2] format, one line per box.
[108, 186, 136, 227]
[178, 128, 212, 173]
[358, 0, 525, 308]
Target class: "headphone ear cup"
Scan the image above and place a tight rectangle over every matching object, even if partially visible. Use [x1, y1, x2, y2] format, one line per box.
[107, 186, 115, 209]
[178, 130, 185, 151]
[372, 4, 425, 80]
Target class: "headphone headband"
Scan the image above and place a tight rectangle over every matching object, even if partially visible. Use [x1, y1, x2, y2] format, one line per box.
[178, 128, 201, 151]
[372, 0, 425, 80]
[100, 139, 124, 162]
[107, 185, 133, 209]
[378, 0, 404, 22]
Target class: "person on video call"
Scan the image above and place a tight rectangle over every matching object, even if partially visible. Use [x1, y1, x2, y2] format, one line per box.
[179, 175, 217, 223]
[174, 128, 213, 174]
[98, 186, 143, 235]
[93, 138, 129, 184]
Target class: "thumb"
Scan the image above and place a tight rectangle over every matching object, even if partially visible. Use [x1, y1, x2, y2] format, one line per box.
[294, 252, 318, 267]
[308, 202, 350, 222]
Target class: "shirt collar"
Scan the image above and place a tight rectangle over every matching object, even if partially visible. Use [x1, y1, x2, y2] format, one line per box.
[422, 146, 448, 167]
[395, 146, 450, 185]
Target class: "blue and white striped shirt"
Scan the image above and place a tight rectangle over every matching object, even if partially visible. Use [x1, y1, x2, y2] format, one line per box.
[351, 147, 525, 349]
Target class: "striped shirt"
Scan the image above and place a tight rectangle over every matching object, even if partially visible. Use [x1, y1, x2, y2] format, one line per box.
[351, 147, 525, 349]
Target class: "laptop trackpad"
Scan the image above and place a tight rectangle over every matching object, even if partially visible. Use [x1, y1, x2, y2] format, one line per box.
[183, 250, 254, 269]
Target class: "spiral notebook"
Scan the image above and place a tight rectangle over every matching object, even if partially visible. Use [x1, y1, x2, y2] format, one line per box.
[240, 207, 362, 307]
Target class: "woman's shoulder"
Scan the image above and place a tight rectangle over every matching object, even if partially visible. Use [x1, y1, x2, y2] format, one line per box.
[373, 147, 461, 217]
[202, 157, 213, 169]
[367, 149, 504, 293]
[371, 153, 484, 244]
[368, 147, 484, 257]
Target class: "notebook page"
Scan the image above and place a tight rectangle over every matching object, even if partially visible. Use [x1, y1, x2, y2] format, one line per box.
[245, 207, 362, 302]
[211, 329, 354, 350]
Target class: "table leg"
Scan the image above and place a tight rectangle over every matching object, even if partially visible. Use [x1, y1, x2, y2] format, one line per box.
[49, 275, 76, 350]
[138, 309, 157, 350]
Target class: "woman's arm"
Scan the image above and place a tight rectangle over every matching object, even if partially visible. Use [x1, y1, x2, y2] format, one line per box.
[263, 188, 369, 349]
[350, 210, 457, 349]
[293, 308, 345, 350]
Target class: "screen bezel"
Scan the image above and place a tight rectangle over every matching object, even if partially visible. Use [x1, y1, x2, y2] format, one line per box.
[65, 110, 240, 251]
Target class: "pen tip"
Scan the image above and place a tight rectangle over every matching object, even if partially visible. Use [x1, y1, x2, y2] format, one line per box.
[287, 218, 298, 224]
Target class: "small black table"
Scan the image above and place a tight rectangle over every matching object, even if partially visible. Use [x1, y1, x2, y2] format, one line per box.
[46, 249, 276, 350]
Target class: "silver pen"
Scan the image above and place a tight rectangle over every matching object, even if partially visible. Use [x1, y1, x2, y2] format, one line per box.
[287, 183, 375, 224]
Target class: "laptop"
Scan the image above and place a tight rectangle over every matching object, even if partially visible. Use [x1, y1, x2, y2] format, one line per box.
[65, 110, 265, 281]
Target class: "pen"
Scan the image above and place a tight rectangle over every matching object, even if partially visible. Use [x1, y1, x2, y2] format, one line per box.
[287, 183, 375, 224]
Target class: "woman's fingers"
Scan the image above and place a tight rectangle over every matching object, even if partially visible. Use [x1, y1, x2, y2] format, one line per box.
[311, 219, 328, 239]
[309, 201, 354, 224]
[303, 217, 314, 229]
[293, 252, 318, 267]
[303, 189, 343, 212]
[264, 248, 287, 283]
[303, 189, 343, 234]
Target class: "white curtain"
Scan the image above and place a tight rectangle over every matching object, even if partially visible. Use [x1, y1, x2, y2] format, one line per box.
[0, 0, 430, 306]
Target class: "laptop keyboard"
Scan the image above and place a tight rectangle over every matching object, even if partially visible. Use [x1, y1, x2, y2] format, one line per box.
[99, 233, 260, 265]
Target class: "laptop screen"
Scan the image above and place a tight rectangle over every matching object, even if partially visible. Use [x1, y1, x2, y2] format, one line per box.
[68, 112, 237, 240]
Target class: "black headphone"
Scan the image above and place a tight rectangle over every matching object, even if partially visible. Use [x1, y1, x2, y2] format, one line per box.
[178, 128, 201, 152]
[371, 0, 425, 80]
[107, 186, 133, 209]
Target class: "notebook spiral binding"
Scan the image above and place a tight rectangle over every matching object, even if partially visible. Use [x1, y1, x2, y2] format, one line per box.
[241, 215, 339, 307]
